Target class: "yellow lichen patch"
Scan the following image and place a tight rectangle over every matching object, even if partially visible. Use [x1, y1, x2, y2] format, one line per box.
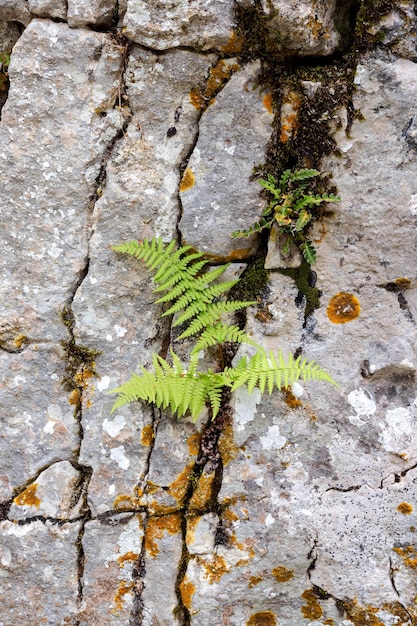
[393, 545, 417, 568]
[189, 60, 240, 110]
[117, 551, 139, 567]
[189, 472, 215, 511]
[113, 485, 144, 511]
[280, 91, 301, 143]
[68, 388, 81, 406]
[13, 334, 28, 348]
[221, 31, 244, 54]
[382, 602, 414, 623]
[301, 589, 323, 620]
[326, 292, 360, 324]
[342, 600, 384, 626]
[168, 465, 193, 504]
[263, 93, 273, 114]
[323, 620, 335, 626]
[394, 277, 411, 290]
[140, 424, 154, 446]
[248, 575, 263, 588]
[187, 432, 201, 456]
[272, 565, 294, 582]
[397, 501, 413, 514]
[218, 423, 240, 466]
[197, 553, 230, 584]
[179, 576, 196, 610]
[180, 168, 195, 192]
[113, 581, 135, 613]
[145, 513, 182, 558]
[282, 386, 302, 409]
[246, 610, 277, 626]
[14, 483, 41, 508]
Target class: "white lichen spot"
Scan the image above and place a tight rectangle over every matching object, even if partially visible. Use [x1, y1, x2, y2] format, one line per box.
[110, 445, 130, 469]
[379, 403, 416, 455]
[97, 375, 111, 391]
[292, 382, 304, 398]
[108, 484, 115, 495]
[47, 242, 63, 258]
[113, 324, 127, 337]
[106, 333, 113, 342]
[103, 414, 126, 437]
[13, 375, 26, 387]
[233, 386, 261, 431]
[265, 513, 275, 527]
[43, 421, 55, 434]
[409, 193, 417, 216]
[260, 424, 287, 450]
[347, 388, 376, 426]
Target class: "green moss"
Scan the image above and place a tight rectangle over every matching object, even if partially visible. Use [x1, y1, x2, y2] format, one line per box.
[279, 259, 320, 319]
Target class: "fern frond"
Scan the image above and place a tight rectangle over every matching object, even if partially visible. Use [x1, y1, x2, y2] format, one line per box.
[177, 300, 256, 339]
[300, 241, 317, 264]
[223, 348, 336, 394]
[231, 217, 274, 239]
[191, 322, 256, 354]
[287, 168, 320, 182]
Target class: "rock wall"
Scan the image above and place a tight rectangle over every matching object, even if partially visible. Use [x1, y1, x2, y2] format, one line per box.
[1, 1, 417, 625]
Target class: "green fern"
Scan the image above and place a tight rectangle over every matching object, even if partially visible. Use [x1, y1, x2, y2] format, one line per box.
[232, 169, 340, 264]
[111, 237, 336, 421]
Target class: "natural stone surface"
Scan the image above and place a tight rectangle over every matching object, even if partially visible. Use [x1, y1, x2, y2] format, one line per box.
[67, 0, 116, 28]
[78, 514, 144, 624]
[0, 19, 124, 341]
[122, 0, 236, 50]
[0, 345, 79, 501]
[179, 61, 273, 259]
[9, 461, 84, 520]
[0, 0, 31, 24]
[28, 0, 67, 20]
[0, 520, 80, 624]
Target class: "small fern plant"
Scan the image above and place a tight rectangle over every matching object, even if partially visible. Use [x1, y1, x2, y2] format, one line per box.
[232, 169, 340, 264]
[110, 237, 336, 421]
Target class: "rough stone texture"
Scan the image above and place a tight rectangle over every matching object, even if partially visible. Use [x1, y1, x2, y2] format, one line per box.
[179, 61, 273, 259]
[122, 0, 237, 51]
[67, 0, 116, 28]
[0, 520, 80, 624]
[28, 0, 67, 20]
[78, 514, 144, 625]
[0, 19, 124, 341]
[9, 461, 84, 520]
[1, 4, 417, 626]
[0, 345, 79, 501]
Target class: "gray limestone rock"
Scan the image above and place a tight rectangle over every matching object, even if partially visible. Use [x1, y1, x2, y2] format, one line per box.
[78, 514, 144, 625]
[0, 520, 80, 625]
[0, 0, 31, 25]
[122, 0, 237, 51]
[9, 461, 84, 520]
[0, 345, 79, 501]
[28, 0, 67, 20]
[0, 20, 124, 341]
[179, 61, 273, 259]
[67, 0, 116, 28]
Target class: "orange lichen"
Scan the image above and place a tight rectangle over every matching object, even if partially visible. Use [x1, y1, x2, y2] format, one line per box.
[168, 465, 193, 504]
[189, 60, 240, 111]
[394, 277, 412, 290]
[301, 589, 323, 620]
[221, 31, 244, 54]
[280, 91, 301, 143]
[282, 386, 302, 409]
[248, 575, 263, 588]
[13, 483, 41, 508]
[113, 485, 144, 511]
[397, 502, 413, 515]
[263, 93, 273, 114]
[246, 610, 277, 626]
[323, 620, 335, 626]
[140, 424, 154, 446]
[189, 472, 215, 511]
[393, 545, 417, 568]
[145, 513, 182, 558]
[179, 577, 196, 610]
[180, 168, 195, 192]
[342, 600, 383, 626]
[113, 581, 134, 613]
[117, 552, 139, 566]
[68, 388, 81, 405]
[218, 423, 240, 466]
[326, 292, 360, 324]
[187, 432, 201, 456]
[272, 565, 294, 582]
[197, 554, 230, 584]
